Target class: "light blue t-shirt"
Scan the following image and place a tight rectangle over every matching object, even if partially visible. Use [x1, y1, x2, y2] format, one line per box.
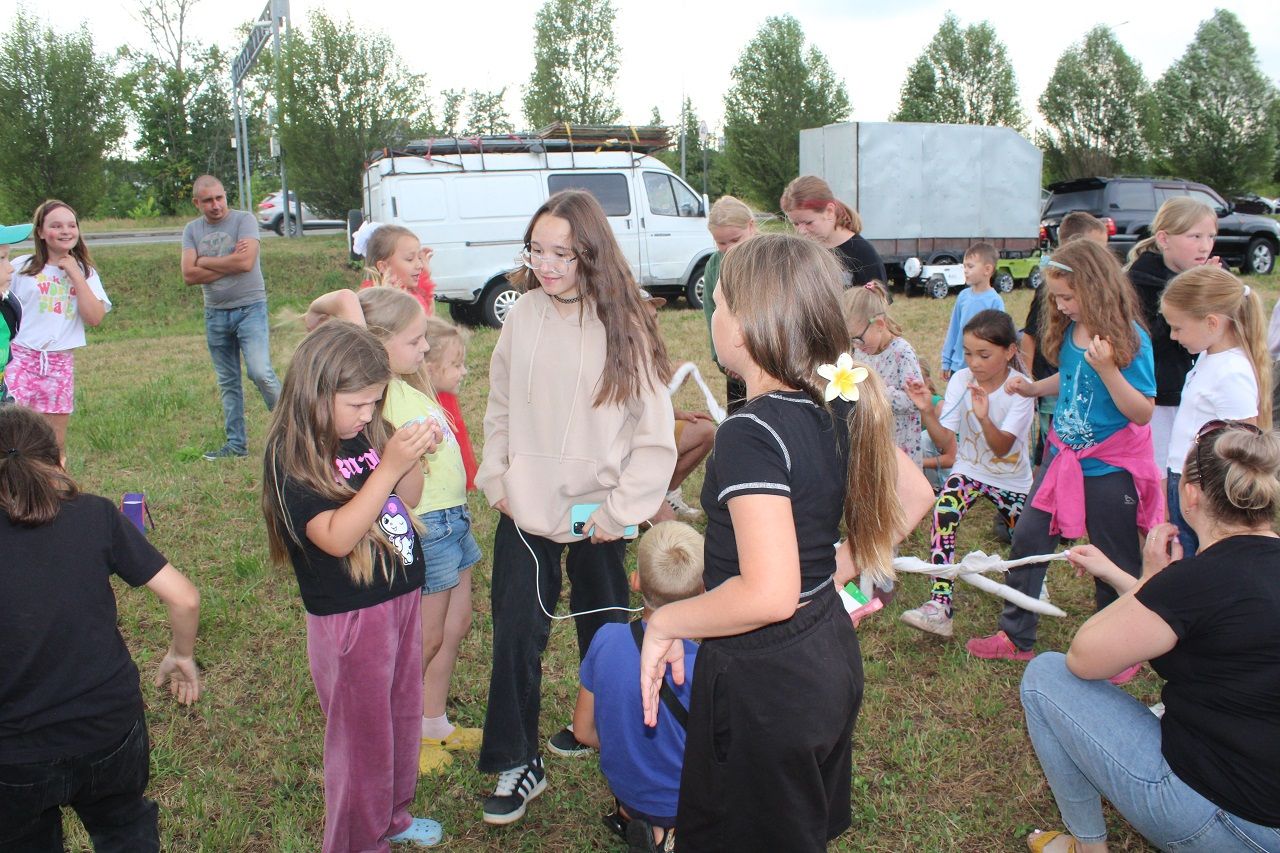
[941, 288, 1006, 372]
[1052, 321, 1155, 476]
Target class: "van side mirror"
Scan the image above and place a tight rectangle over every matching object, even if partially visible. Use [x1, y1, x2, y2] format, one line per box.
[1218, 203, 1232, 217]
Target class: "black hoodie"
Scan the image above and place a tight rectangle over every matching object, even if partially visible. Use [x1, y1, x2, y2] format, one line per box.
[1127, 251, 1192, 406]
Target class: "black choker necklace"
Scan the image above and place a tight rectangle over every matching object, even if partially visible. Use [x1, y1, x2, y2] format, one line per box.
[550, 291, 583, 304]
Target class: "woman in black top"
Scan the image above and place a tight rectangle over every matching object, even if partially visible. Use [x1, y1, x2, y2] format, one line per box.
[1020, 420, 1280, 853]
[781, 176, 887, 287]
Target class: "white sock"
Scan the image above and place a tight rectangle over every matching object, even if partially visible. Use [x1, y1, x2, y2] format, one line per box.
[421, 713, 454, 740]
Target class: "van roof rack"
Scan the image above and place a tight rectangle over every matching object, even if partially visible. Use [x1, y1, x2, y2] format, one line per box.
[369, 123, 671, 162]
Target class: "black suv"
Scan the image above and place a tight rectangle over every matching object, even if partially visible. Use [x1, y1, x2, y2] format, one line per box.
[1042, 176, 1279, 275]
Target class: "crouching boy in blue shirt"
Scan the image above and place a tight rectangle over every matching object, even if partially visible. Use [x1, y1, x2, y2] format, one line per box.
[573, 521, 704, 853]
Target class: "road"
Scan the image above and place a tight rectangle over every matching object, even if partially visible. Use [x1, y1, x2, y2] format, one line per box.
[8, 226, 345, 250]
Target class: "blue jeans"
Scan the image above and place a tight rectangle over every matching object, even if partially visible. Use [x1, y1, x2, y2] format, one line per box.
[1166, 472, 1200, 556]
[204, 301, 280, 452]
[1021, 653, 1280, 851]
[0, 716, 158, 852]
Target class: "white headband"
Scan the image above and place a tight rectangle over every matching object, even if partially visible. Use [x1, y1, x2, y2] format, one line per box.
[351, 220, 383, 257]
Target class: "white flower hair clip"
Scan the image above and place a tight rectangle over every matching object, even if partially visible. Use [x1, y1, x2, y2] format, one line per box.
[817, 353, 869, 402]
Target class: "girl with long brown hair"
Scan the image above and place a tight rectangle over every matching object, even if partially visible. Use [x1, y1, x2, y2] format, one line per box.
[638, 233, 932, 851]
[475, 190, 677, 825]
[261, 321, 443, 850]
[992, 239, 1160, 670]
[6, 200, 109, 453]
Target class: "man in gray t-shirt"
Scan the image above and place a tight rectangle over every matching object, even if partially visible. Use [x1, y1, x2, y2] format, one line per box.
[181, 175, 281, 460]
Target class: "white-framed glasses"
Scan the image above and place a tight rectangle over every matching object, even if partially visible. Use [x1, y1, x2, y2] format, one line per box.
[520, 248, 577, 272]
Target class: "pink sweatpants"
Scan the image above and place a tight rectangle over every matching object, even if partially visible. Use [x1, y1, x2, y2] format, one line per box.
[306, 591, 423, 853]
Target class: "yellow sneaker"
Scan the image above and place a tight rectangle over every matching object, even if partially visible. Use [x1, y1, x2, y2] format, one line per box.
[418, 743, 453, 776]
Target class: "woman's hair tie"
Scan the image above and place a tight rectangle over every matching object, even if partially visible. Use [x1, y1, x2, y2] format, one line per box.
[1242, 284, 1251, 298]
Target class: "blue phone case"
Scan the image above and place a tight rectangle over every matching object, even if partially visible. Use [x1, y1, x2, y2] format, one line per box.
[570, 503, 638, 539]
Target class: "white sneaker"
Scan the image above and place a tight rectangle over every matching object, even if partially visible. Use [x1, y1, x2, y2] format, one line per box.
[665, 489, 702, 520]
[900, 599, 954, 638]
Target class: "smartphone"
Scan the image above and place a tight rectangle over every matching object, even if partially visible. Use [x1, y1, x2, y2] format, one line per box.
[571, 503, 638, 539]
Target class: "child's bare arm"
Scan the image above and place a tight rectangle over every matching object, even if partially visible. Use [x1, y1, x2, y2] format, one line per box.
[145, 564, 201, 706]
[571, 686, 599, 748]
[305, 289, 365, 330]
[1086, 337, 1154, 425]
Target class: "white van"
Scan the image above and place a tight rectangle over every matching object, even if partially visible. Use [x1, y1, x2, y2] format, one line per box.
[359, 130, 715, 327]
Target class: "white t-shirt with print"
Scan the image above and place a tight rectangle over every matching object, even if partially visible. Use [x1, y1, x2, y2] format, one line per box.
[1166, 347, 1258, 474]
[939, 367, 1035, 493]
[9, 257, 111, 352]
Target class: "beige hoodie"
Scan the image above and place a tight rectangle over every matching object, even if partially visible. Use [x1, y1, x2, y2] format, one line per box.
[477, 288, 677, 543]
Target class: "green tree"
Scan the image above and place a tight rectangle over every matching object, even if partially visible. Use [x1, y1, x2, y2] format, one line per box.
[1155, 9, 1278, 195]
[722, 15, 849, 210]
[892, 13, 1025, 130]
[1037, 26, 1155, 182]
[522, 0, 621, 127]
[122, 0, 236, 214]
[0, 10, 124, 218]
[280, 11, 431, 217]
[466, 88, 513, 135]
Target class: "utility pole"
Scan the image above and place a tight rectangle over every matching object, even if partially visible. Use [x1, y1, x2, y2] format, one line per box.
[698, 120, 709, 198]
[679, 92, 687, 180]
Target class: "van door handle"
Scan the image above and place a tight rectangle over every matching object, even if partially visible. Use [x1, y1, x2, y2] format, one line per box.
[625, 219, 631, 229]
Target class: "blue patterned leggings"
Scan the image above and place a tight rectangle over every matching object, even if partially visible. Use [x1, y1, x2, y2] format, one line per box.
[928, 473, 1027, 607]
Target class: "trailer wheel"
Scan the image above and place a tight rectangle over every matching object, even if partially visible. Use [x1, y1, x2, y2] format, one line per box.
[927, 274, 949, 299]
[994, 271, 1015, 293]
[1026, 267, 1044, 290]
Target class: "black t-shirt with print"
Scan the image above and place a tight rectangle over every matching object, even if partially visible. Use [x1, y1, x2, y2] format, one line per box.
[278, 433, 425, 616]
[1135, 535, 1280, 826]
[701, 392, 850, 594]
[0, 494, 167, 762]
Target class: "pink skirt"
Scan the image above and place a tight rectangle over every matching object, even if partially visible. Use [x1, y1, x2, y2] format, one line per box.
[6, 343, 75, 414]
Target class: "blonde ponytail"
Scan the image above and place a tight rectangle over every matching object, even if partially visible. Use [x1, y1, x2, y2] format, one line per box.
[843, 366, 904, 586]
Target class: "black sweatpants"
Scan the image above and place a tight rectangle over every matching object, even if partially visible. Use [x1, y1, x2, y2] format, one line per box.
[478, 513, 628, 772]
[999, 463, 1142, 650]
[676, 587, 862, 852]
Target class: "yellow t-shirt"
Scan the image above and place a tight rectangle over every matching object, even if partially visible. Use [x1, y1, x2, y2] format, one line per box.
[382, 378, 467, 514]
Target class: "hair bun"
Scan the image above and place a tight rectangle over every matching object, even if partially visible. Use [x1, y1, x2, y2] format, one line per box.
[1215, 430, 1280, 513]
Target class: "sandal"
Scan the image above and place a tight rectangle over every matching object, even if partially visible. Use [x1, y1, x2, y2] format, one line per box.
[1026, 829, 1077, 853]
[601, 799, 629, 842]
[626, 816, 675, 853]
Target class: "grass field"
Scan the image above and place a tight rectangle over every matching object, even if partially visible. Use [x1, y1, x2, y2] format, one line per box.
[50, 235, 1280, 851]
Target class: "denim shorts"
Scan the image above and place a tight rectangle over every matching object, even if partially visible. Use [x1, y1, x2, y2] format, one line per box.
[419, 505, 482, 594]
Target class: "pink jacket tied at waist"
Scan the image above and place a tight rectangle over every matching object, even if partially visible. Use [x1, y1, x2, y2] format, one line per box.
[1033, 424, 1165, 539]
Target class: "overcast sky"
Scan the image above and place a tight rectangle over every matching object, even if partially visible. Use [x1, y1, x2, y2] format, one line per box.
[11, 0, 1280, 136]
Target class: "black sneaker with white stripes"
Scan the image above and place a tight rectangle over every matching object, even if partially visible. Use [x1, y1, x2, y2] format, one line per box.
[482, 757, 546, 825]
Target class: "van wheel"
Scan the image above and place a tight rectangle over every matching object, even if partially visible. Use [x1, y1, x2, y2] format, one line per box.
[995, 271, 1015, 293]
[1026, 267, 1044, 290]
[346, 210, 364, 263]
[480, 279, 520, 328]
[1245, 237, 1276, 276]
[685, 260, 707, 310]
[927, 274, 950, 299]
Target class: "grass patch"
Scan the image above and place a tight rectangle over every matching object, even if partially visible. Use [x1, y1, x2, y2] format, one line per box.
[55, 238, 1279, 850]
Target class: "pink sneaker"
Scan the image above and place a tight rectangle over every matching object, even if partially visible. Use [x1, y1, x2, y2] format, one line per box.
[1108, 662, 1143, 685]
[965, 631, 1035, 661]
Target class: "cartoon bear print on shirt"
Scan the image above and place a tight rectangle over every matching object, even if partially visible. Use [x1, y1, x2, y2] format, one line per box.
[379, 497, 416, 566]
